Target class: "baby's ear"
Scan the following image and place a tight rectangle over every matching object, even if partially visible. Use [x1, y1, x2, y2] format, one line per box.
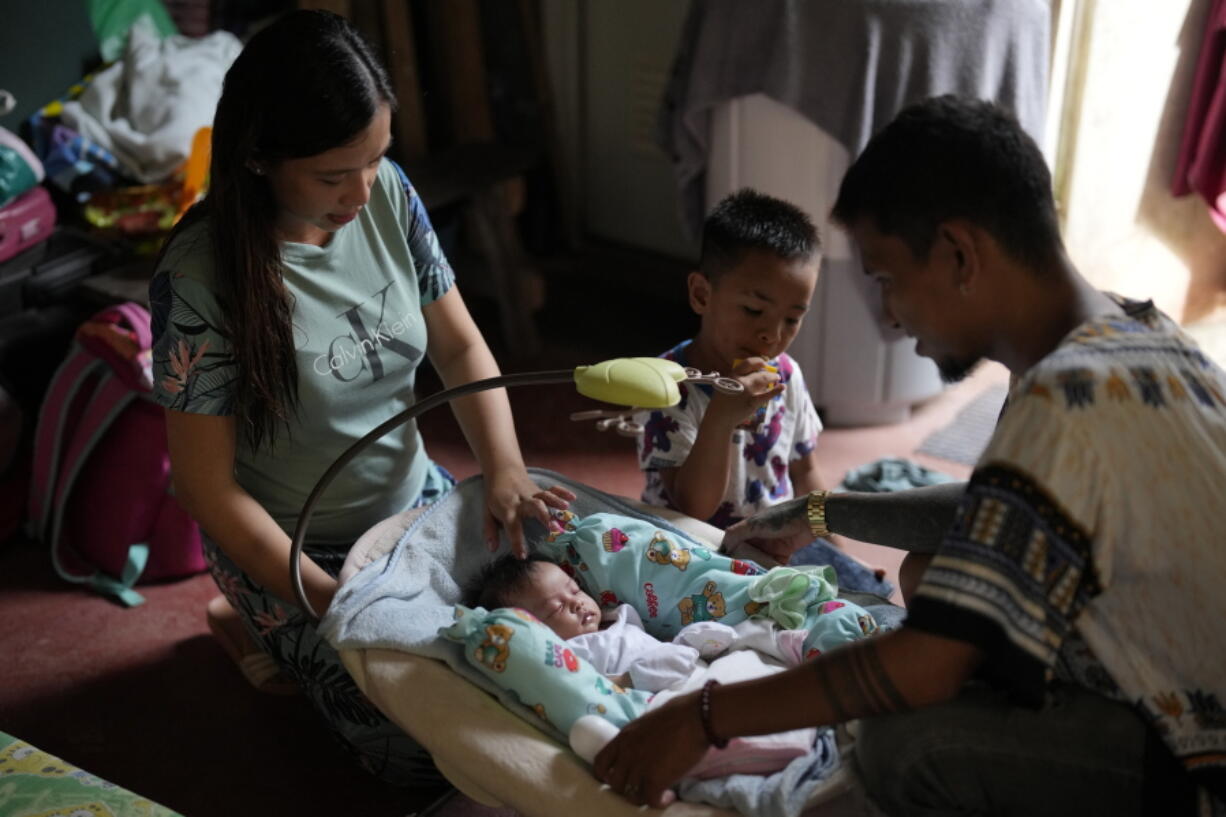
[687, 270, 712, 313]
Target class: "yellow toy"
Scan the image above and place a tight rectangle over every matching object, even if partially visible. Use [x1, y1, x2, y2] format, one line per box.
[571, 358, 742, 437]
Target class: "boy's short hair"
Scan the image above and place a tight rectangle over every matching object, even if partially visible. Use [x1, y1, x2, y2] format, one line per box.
[830, 95, 1062, 270]
[462, 553, 554, 610]
[700, 189, 821, 281]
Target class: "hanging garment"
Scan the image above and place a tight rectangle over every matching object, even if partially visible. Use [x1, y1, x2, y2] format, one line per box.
[658, 0, 1051, 238]
[1172, 0, 1226, 232]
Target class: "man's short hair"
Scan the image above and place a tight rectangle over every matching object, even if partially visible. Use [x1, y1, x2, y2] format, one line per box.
[462, 553, 553, 610]
[700, 188, 821, 281]
[830, 95, 1062, 269]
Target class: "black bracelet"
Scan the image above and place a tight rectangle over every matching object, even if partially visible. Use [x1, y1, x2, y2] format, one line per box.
[699, 679, 729, 749]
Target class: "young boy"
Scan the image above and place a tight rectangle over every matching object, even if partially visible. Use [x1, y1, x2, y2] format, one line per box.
[637, 188, 824, 529]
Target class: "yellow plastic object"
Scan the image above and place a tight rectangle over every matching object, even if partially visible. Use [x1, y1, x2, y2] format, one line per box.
[573, 357, 687, 408]
[176, 126, 211, 222]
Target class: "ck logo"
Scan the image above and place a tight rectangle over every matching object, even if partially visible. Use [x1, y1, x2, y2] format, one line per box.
[313, 282, 422, 382]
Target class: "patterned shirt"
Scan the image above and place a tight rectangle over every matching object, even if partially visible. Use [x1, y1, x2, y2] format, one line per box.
[635, 341, 822, 528]
[149, 160, 454, 545]
[908, 298, 1226, 806]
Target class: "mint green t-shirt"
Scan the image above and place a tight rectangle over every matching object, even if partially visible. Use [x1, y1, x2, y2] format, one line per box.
[150, 160, 455, 545]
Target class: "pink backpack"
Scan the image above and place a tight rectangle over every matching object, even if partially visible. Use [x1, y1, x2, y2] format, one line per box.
[28, 301, 205, 606]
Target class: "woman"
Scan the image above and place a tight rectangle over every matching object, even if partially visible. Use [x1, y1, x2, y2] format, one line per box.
[150, 10, 570, 785]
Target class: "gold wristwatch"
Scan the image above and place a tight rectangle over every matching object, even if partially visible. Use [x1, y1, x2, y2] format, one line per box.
[806, 490, 831, 539]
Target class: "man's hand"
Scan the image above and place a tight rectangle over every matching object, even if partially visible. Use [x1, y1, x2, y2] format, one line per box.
[594, 691, 704, 808]
[721, 495, 812, 563]
[483, 469, 575, 558]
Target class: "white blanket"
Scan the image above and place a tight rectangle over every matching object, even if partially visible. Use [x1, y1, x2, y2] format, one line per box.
[658, 649, 829, 781]
[61, 18, 241, 183]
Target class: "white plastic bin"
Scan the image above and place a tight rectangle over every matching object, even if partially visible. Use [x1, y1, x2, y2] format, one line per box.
[706, 93, 944, 426]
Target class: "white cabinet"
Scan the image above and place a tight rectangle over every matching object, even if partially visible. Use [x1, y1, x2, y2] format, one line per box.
[706, 94, 943, 426]
[569, 0, 696, 260]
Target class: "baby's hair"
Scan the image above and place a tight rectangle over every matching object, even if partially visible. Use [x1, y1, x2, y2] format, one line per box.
[463, 553, 555, 610]
[700, 188, 821, 282]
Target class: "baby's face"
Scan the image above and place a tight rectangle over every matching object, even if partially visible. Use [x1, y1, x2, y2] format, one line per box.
[513, 562, 601, 639]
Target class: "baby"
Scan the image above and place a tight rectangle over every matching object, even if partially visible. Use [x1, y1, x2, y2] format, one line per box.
[465, 553, 813, 693]
[463, 551, 834, 788]
[466, 554, 705, 692]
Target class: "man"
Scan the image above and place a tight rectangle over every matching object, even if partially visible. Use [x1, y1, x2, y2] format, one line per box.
[594, 95, 1224, 816]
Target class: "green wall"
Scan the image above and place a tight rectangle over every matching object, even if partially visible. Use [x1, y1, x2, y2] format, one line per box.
[0, 1, 100, 130]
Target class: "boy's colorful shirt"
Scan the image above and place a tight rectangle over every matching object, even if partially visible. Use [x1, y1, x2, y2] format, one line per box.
[906, 298, 1226, 806]
[635, 341, 822, 527]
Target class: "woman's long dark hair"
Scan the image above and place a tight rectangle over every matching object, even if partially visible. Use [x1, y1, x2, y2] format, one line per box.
[164, 10, 394, 451]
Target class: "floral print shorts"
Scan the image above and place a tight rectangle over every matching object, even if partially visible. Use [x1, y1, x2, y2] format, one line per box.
[204, 461, 455, 787]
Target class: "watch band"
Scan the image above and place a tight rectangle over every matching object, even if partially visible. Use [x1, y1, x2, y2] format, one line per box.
[806, 490, 831, 539]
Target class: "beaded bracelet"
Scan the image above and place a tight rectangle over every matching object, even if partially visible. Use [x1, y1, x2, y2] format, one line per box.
[698, 679, 729, 749]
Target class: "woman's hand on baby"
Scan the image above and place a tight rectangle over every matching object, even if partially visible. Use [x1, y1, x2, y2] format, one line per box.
[517, 487, 577, 531]
[708, 356, 783, 430]
[721, 495, 813, 563]
[483, 469, 575, 559]
[594, 691, 705, 808]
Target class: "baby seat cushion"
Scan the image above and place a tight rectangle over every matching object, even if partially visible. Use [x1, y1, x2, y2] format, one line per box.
[323, 470, 896, 740]
[321, 468, 749, 745]
[322, 467, 905, 816]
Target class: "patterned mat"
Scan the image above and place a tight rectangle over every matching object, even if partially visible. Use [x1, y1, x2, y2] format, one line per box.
[0, 731, 182, 817]
[916, 383, 1008, 466]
